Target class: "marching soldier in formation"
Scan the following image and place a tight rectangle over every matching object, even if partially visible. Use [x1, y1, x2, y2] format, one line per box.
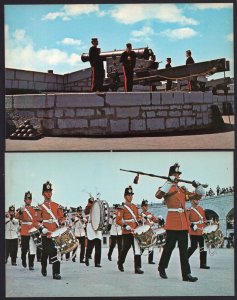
[140, 199, 163, 264]
[38, 181, 65, 280]
[155, 163, 205, 282]
[120, 43, 137, 92]
[84, 197, 102, 267]
[71, 206, 87, 263]
[116, 186, 144, 274]
[89, 37, 105, 92]
[107, 204, 123, 262]
[187, 197, 210, 269]
[5, 205, 19, 266]
[15, 191, 40, 270]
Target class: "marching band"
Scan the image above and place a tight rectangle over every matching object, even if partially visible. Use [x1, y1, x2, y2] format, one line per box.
[6, 163, 225, 282]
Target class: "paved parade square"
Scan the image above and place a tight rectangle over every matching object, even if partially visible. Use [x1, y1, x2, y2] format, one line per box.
[5, 246, 234, 297]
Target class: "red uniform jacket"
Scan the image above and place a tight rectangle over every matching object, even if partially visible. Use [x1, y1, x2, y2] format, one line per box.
[187, 205, 206, 236]
[16, 206, 41, 236]
[116, 203, 141, 234]
[38, 200, 65, 236]
[141, 211, 158, 225]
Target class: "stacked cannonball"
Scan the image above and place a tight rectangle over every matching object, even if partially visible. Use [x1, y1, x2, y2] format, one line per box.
[10, 120, 41, 139]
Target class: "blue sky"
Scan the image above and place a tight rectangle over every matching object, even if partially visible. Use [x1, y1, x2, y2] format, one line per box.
[5, 152, 233, 211]
[5, 3, 234, 79]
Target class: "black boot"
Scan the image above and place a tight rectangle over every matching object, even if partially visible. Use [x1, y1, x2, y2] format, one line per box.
[183, 274, 198, 282]
[117, 260, 124, 272]
[85, 257, 89, 266]
[158, 266, 168, 279]
[41, 267, 47, 276]
[29, 254, 35, 270]
[134, 255, 144, 274]
[200, 251, 210, 269]
[148, 250, 155, 264]
[53, 273, 61, 280]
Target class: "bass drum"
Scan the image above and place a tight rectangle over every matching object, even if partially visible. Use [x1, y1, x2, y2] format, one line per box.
[90, 200, 110, 231]
[203, 224, 224, 249]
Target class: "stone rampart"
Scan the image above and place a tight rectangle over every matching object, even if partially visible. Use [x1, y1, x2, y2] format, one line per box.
[5, 91, 234, 136]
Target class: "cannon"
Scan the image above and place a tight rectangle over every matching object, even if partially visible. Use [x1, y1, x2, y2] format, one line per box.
[81, 47, 230, 92]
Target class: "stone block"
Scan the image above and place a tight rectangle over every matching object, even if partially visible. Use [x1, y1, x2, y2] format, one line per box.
[58, 118, 88, 129]
[5, 95, 13, 109]
[156, 110, 168, 117]
[180, 117, 185, 127]
[146, 111, 156, 118]
[42, 119, 55, 129]
[161, 92, 174, 105]
[203, 91, 213, 104]
[6, 69, 15, 80]
[192, 105, 201, 112]
[196, 118, 203, 126]
[173, 92, 185, 104]
[166, 118, 179, 129]
[182, 110, 193, 116]
[169, 110, 182, 117]
[33, 72, 46, 82]
[184, 91, 203, 104]
[55, 109, 64, 118]
[37, 110, 54, 118]
[116, 107, 140, 118]
[147, 118, 165, 130]
[203, 112, 209, 125]
[15, 70, 33, 81]
[56, 75, 64, 84]
[90, 119, 108, 127]
[110, 119, 129, 132]
[186, 117, 196, 126]
[18, 80, 28, 89]
[151, 92, 161, 105]
[12, 81, 19, 89]
[56, 93, 104, 108]
[13, 94, 54, 109]
[64, 109, 75, 117]
[100, 108, 115, 115]
[67, 68, 91, 83]
[5, 80, 12, 89]
[76, 109, 95, 117]
[16, 110, 35, 118]
[45, 73, 57, 83]
[131, 119, 146, 131]
[106, 92, 150, 106]
[34, 82, 48, 90]
[201, 105, 208, 112]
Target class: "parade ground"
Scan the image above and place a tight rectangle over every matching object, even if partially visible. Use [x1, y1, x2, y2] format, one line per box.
[5, 247, 235, 297]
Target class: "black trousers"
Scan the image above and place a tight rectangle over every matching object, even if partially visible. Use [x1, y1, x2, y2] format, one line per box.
[119, 234, 141, 269]
[85, 238, 101, 266]
[188, 235, 207, 266]
[123, 68, 134, 92]
[108, 235, 123, 260]
[91, 67, 105, 92]
[41, 236, 60, 275]
[159, 230, 191, 278]
[166, 80, 172, 91]
[6, 238, 18, 264]
[72, 236, 86, 262]
[21, 235, 35, 267]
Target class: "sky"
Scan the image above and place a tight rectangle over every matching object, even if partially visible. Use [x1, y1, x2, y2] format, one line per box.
[4, 3, 234, 79]
[5, 151, 233, 211]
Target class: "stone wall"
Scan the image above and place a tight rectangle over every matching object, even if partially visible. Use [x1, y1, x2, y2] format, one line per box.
[5, 91, 234, 136]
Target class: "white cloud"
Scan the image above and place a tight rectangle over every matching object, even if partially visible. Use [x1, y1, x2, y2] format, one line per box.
[130, 26, 155, 42]
[42, 4, 99, 21]
[226, 33, 233, 42]
[59, 38, 82, 47]
[5, 25, 84, 74]
[160, 28, 198, 41]
[110, 4, 198, 25]
[192, 3, 233, 10]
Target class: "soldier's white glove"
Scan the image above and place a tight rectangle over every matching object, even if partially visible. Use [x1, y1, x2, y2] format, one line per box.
[160, 181, 173, 194]
[124, 225, 131, 231]
[169, 176, 176, 182]
[147, 214, 152, 219]
[191, 224, 198, 231]
[42, 228, 48, 234]
[195, 185, 205, 195]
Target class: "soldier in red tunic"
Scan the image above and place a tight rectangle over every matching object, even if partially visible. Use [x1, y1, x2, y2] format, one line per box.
[187, 198, 210, 269]
[38, 181, 65, 280]
[15, 191, 40, 270]
[116, 186, 144, 274]
[155, 163, 205, 282]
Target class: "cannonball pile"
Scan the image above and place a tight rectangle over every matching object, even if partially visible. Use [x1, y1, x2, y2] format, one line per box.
[9, 120, 41, 139]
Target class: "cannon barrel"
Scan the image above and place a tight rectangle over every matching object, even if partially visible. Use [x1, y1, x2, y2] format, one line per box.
[81, 47, 155, 62]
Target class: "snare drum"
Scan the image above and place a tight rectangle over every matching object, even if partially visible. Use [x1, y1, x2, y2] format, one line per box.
[133, 225, 157, 249]
[153, 227, 166, 248]
[28, 227, 42, 247]
[90, 200, 110, 231]
[203, 224, 224, 249]
[51, 227, 78, 254]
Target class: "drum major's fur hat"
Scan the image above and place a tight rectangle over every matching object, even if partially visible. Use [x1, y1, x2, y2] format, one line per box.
[141, 199, 148, 207]
[24, 191, 32, 200]
[9, 205, 15, 212]
[42, 181, 53, 193]
[168, 163, 182, 176]
[124, 185, 134, 196]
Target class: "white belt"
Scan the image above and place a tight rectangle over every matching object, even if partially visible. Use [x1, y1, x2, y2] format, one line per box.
[124, 219, 136, 223]
[43, 219, 57, 224]
[191, 221, 203, 225]
[21, 222, 32, 225]
[168, 208, 184, 213]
